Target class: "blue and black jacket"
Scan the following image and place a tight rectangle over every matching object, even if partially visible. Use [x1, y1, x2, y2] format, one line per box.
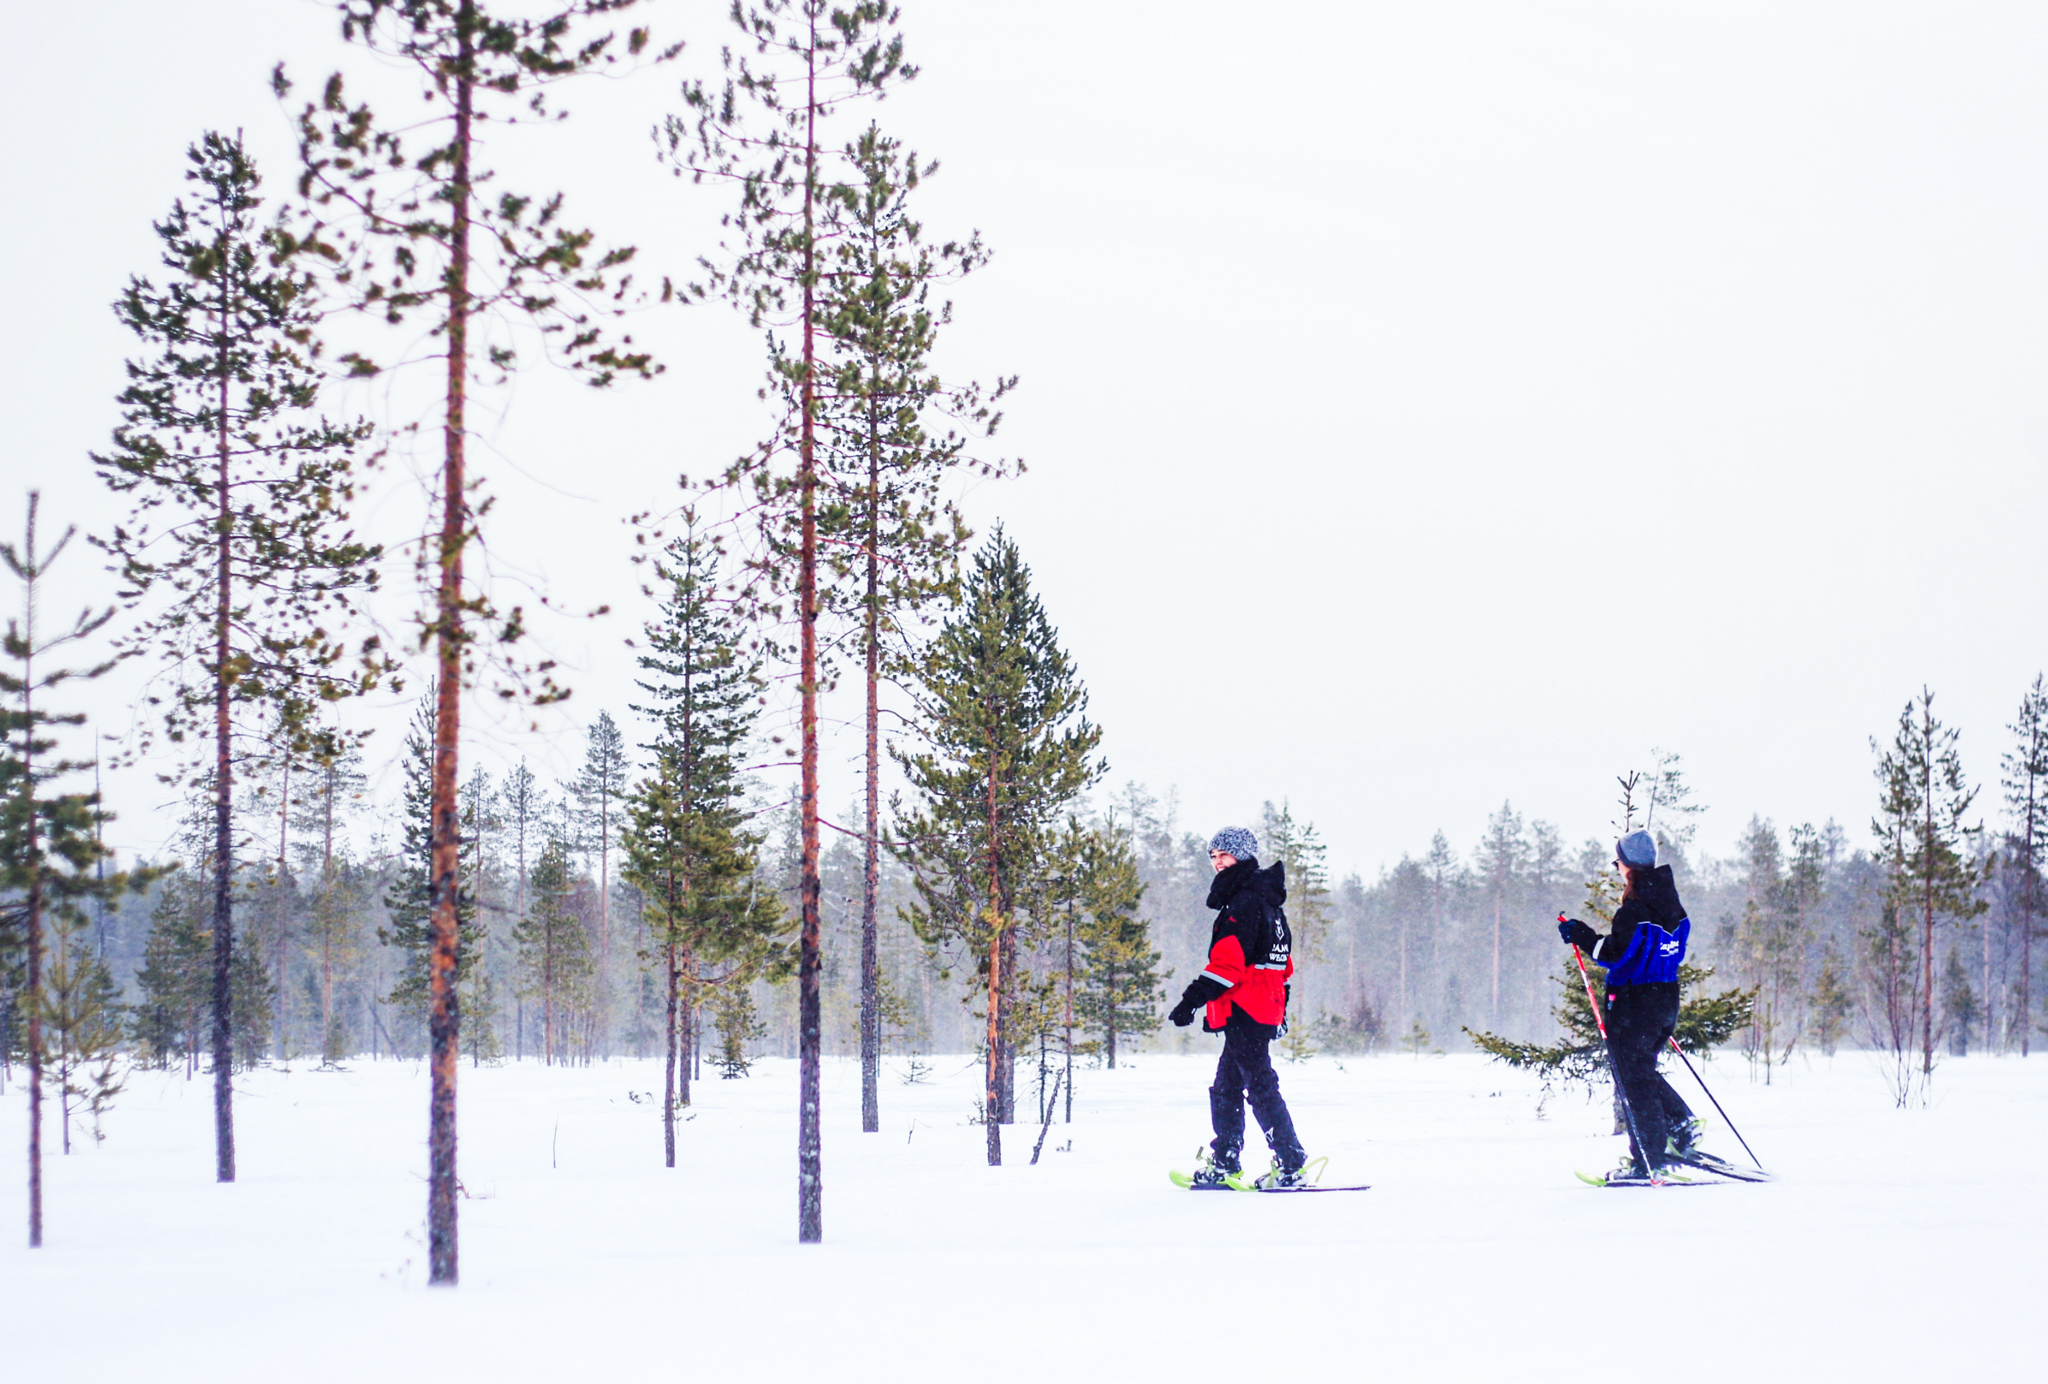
[1595, 864, 1690, 987]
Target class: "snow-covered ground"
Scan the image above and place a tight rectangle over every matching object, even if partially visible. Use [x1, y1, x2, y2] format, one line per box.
[5, 1047, 2038, 1381]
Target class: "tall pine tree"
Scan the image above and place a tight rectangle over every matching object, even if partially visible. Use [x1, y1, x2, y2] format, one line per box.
[512, 837, 591, 1065]
[1873, 688, 1986, 1094]
[94, 132, 385, 1184]
[289, 0, 670, 1283]
[571, 710, 629, 1010]
[664, 0, 911, 1245]
[624, 532, 785, 1166]
[817, 121, 1014, 1136]
[895, 530, 1102, 1165]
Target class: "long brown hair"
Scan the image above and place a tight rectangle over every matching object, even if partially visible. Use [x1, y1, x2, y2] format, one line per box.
[1619, 863, 1646, 903]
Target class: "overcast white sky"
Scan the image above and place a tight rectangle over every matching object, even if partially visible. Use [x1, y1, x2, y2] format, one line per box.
[6, 0, 2046, 880]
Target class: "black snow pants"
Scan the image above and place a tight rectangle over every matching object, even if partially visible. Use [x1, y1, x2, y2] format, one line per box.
[1209, 1011, 1305, 1171]
[1605, 981, 1693, 1170]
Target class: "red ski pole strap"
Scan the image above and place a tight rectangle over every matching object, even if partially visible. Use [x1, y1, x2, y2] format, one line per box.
[1569, 942, 1610, 1040]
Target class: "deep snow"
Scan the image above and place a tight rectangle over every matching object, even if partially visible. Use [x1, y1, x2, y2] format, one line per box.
[4, 1047, 2038, 1382]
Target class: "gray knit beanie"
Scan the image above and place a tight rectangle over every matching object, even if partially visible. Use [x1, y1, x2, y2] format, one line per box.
[1616, 830, 1656, 869]
[1209, 826, 1258, 862]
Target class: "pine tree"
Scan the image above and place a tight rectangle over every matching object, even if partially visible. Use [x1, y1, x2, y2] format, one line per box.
[379, 690, 483, 1022]
[895, 531, 1103, 1165]
[283, 741, 367, 1062]
[1641, 748, 1705, 871]
[1071, 820, 1156, 1072]
[1, 493, 141, 1246]
[710, 980, 769, 1078]
[504, 761, 542, 919]
[457, 764, 502, 1065]
[1873, 689, 1986, 1093]
[1940, 947, 1977, 1057]
[512, 838, 592, 1065]
[1860, 899, 1921, 1106]
[1260, 801, 1330, 958]
[1810, 940, 1853, 1057]
[571, 711, 629, 970]
[663, 0, 912, 1244]
[1733, 816, 1804, 1079]
[815, 121, 1015, 1136]
[623, 532, 785, 1166]
[42, 909, 126, 1152]
[93, 132, 387, 1183]
[1468, 957, 1752, 1105]
[2001, 674, 2047, 1057]
[1472, 800, 1526, 1028]
[132, 869, 215, 1072]
[289, 0, 670, 1283]
[1383, 856, 1429, 1032]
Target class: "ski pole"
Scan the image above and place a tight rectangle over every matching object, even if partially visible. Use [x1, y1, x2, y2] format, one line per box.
[1566, 928, 1660, 1185]
[1666, 1037, 1765, 1171]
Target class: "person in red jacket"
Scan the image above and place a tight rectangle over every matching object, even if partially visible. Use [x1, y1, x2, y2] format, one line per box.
[1169, 826, 1307, 1188]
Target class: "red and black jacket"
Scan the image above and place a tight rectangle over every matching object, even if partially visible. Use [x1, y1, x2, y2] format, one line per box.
[1178, 858, 1293, 1031]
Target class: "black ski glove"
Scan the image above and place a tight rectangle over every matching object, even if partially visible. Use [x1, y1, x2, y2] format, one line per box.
[1169, 998, 1197, 1027]
[1558, 917, 1599, 951]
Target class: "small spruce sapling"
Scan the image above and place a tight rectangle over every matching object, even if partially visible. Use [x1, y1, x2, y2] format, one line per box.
[2, 493, 149, 1246]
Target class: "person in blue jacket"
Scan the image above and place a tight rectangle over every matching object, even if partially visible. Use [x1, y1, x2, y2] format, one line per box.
[1558, 829, 1704, 1180]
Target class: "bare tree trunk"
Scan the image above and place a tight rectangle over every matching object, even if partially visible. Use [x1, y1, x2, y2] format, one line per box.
[678, 943, 694, 1110]
[275, 757, 291, 1061]
[23, 626, 44, 1243]
[1491, 888, 1501, 1025]
[1063, 897, 1075, 1116]
[997, 927, 1015, 1124]
[2023, 776, 2037, 1058]
[543, 933, 555, 1065]
[859, 411, 881, 1135]
[1985, 903, 1995, 1054]
[663, 916, 678, 1168]
[321, 918, 334, 1062]
[1106, 961, 1118, 1071]
[983, 732, 1002, 1167]
[1922, 756, 1937, 1080]
[2024, 867, 2035, 1058]
[1398, 918, 1408, 1028]
[794, 13, 825, 1245]
[984, 915, 1001, 1165]
[211, 241, 238, 1184]
[425, 10, 475, 1288]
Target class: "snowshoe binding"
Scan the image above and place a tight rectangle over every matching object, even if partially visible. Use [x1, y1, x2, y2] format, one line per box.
[1228, 1155, 1327, 1192]
[1169, 1147, 1240, 1191]
[1575, 1159, 1706, 1188]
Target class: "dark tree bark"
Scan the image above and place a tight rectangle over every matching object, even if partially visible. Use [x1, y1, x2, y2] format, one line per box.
[26, 811, 43, 1247]
[859, 418, 882, 1134]
[211, 291, 237, 1180]
[1063, 895, 1075, 1119]
[425, 11, 475, 1285]
[794, 18, 824, 1245]
[984, 736, 1003, 1165]
[663, 924, 678, 1167]
[678, 945, 695, 1110]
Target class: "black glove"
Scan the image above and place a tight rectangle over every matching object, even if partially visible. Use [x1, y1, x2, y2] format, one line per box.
[1558, 917, 1599, 950]
[1169, 998, 1197, 1028]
